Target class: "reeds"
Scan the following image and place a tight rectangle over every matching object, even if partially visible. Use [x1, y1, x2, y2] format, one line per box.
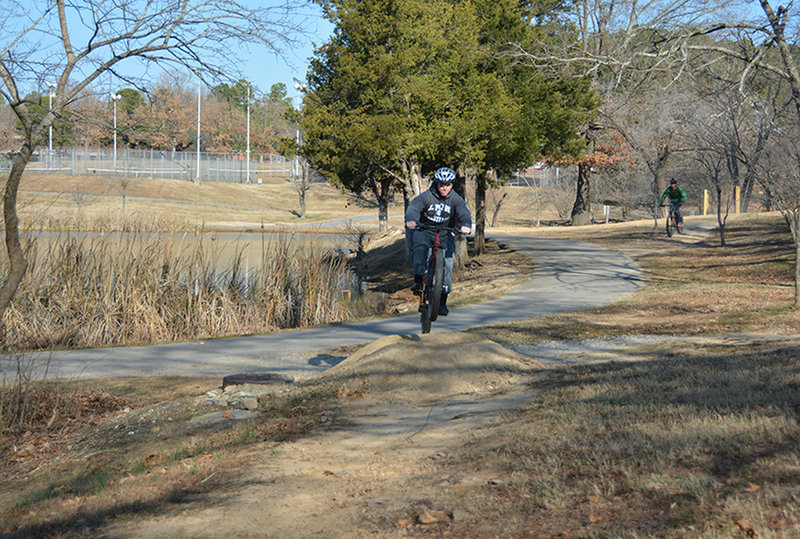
[1, 229, 359, 351]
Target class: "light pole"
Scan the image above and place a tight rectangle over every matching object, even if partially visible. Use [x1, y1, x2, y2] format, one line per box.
[293, 82, 306, 182]
[246, 86, 251, 183]
[46, 82, 56, 169]
[195, 77, 201, 183]
[112, 94, 121, 172]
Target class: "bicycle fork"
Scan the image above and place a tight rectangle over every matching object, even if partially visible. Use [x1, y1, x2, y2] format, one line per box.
[418, 232, 443, 313]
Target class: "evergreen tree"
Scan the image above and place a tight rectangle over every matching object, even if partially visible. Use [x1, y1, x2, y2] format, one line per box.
[302, 0, 479, 230]
[302, 0, 596, 238]
[19, 92, 74, 148]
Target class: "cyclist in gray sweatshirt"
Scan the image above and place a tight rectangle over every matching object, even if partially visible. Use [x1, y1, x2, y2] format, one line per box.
[405, 167, 472, 316]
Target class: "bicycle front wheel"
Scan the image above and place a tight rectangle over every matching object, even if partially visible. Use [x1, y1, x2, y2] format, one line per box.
[420, 302, 432, 333]
[428, 249, 444, 323]
[666, 213, 674, 237]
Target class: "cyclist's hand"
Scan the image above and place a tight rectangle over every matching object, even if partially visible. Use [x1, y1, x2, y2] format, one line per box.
[460, 225, 471, 235]
[406, 220, 417, 229]
[659, 204, 665, 207]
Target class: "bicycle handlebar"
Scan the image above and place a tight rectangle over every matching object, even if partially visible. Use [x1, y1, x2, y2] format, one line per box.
[408, 223, 463, 234]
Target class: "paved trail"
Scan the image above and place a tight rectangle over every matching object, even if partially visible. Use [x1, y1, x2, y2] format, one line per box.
[16, 231, 655, 381]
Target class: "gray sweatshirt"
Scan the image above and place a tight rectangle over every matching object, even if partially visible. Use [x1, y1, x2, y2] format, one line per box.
[405, 184, 472, 229]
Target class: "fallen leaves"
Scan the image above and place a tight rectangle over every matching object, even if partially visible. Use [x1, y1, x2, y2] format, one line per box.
[735, 518, 757, 537]
[2, 388, 131, 469]
[417, 509, 452, 525]
[337, 388, 367, 399]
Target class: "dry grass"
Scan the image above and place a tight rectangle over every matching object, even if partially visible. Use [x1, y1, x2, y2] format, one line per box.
[435, 343, 800, 537]
[1, 230, 358, 351]
[473, 214, 798, 344]
[16, 173, 380, 231]
[0, 377, 338, 537]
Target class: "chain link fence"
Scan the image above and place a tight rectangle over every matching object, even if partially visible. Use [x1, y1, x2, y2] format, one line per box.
[3, 146, 301, 184]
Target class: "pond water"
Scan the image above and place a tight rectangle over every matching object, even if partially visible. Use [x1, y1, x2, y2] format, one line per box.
[19, 229, 358, 268]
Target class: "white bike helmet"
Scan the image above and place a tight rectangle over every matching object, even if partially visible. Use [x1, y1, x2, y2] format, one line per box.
[433, 167, 456, 184]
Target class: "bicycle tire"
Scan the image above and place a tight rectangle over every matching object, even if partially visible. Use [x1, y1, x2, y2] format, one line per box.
[420, 257, 434, 333]
[666, 211, 674, 237]
[428, 249, 444, 323]
[420, 302, 432, 333]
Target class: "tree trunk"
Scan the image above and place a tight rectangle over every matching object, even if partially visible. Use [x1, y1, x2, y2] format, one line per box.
[757, 1, 800, 305]
[454, 170, 470, 268]
[373, 177, 392, 232]
[400, 156, 424, 198]
[0, 147, 32, 334]
[741, 128, 768, 212]
[474, 173, 487, 255]
[410, 156, 423, 197]
[298, 161, 309, 218]
[454, 170, 467, 200]
[648, 144, 672, 228]
[377, 199, 388, 232]
[716, 186, 727, 247]
[490, 192, 507, 227]
[787, 209, 800, 307]
[403, 186, 413, 264]
[796, 234, 800, 307]
[455, 235, 469, 271]
[298, 190, 306, 218]
[570, 162, 592, 226]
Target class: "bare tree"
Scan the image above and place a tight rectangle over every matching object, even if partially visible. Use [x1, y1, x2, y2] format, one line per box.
[602, 84, 698, 223]
[0, 0, 306, 325]
[294, 156, 312, 218]
[505, 0, 731, 224]
[509, 0, 800, 266]
[684, 0, 800, 304]
[761, 128, 800, 303]
[487, 188, 508, 227]
[688, 106, 734, 245]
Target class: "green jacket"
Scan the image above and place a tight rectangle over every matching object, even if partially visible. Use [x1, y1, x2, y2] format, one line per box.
[660, 185, 687, 204]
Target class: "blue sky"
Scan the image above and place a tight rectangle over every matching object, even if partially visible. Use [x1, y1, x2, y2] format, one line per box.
[6, 1, 333, 102]
[240, 7, 333, 99]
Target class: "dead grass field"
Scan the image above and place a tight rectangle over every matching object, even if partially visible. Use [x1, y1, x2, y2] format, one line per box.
[1, 174, 799, 537]
[13, 173, 560, 231]
[15, 173, 383, 230]
[474, 213, 798, 343]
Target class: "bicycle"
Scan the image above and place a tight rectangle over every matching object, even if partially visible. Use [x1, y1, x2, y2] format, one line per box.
[661, 203, 682, 237]
[413, 224, 459, 334]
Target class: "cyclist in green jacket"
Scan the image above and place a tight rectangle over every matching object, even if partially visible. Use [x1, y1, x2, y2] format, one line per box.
[660, 178, 687, 231]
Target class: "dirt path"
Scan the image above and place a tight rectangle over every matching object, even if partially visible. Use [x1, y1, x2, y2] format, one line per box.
[105, 334, 541, 538]
[114, 391, 532, 538]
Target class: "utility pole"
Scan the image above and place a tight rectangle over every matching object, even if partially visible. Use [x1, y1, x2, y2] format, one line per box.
[46, 82, 56, 169]
[112, 93, 121, 172]
[246, 86, 251, 183]
[195, 77, 201, 184]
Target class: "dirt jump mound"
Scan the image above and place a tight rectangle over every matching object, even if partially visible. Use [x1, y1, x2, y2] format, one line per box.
[310, 332, 543, 403]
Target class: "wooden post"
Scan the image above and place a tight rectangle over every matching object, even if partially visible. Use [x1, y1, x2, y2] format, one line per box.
[735, 185, 741, 213]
